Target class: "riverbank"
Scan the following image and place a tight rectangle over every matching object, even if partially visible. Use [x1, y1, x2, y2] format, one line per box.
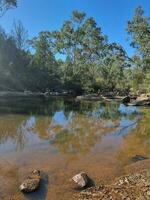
[75, 159, 150, 200]
[0, 91, 144, 104]
[0, 91, 126, 103]
[0, 91, 74, 98]
[2, 160, 150, 200]
[0, 91, 44, 98]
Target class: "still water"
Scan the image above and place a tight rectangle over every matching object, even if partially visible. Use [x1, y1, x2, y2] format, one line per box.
[0, 97, 149, 199]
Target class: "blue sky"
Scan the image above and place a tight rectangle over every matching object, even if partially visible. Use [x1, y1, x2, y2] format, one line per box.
[0, 0, 150, 56]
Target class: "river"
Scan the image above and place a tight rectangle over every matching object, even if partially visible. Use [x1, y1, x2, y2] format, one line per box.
[0, 97, 149, 199]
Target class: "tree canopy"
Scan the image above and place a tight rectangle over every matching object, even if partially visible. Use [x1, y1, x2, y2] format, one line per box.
[0, 0, 17, 17]
[0, 6, 149, 95]
[126, 6, 150, 93]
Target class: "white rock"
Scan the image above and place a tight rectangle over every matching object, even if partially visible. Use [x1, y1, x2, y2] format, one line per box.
[72, 172, 89, 188]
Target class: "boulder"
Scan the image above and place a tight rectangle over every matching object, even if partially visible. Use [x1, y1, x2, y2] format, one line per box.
[128, 93, 150, 106]
[20, 170, 41, 193]
[122, 96, 130, 104]
[137, 93, 150, 101]
[72, 172, 89, 188]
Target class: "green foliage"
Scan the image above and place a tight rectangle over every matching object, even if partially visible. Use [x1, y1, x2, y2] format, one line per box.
[0, 27, 30, 90]
[11, 20, 28, 50]
[140, 71, 150, 93]
[28, 32, 61, 91]
[126, 6, 150, 94]
[127, 6, 150, 61]
[49, 11, 108, 94]
[0, 0, 17, 17]
[0, 7, 149, 95]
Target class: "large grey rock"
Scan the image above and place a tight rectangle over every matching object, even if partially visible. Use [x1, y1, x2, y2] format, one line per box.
[20, 170, 41, 193]
[72, 172, 89, 188]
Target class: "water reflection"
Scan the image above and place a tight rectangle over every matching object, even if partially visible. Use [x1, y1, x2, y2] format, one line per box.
[114, 117, 138, 136]
[118, 104, 138, 115]
[0, 97, 142, 155]
[51, 111, 73, 127]
[0, 98, 150, 200]
[116, 107, 150, 164]
[49, 114, 113, 154]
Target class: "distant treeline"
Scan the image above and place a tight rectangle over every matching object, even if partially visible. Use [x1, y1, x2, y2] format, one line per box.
[0, 2, 150, 95]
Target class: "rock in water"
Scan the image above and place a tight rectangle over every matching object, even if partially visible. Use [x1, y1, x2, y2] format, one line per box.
[131, 155, 148, 162]
[20, 170, 41, 193]
[72, 172, 89, 188]
[20, 179, 40, 193]
[122, 96, 130, 104]
[129, 93, 150, 106]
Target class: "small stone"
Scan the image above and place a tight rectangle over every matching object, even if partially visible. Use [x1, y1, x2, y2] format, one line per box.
[20, 170, 41, 193]
[72, 172, 89, 188]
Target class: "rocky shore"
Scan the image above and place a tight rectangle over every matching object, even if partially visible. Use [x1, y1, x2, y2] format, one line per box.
[75, 169, 150, 200]
[1, 91, 150, 106]
[122, 94, 150, 106]
[1, 159, 150, 200]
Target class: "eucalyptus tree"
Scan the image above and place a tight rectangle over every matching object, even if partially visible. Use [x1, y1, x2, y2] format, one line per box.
[11, 20, 28, 50]
[29, 31, 60, 91]
[0, 27, 30, 91]
[49, 10, 107, 93]
[97, 42, 130, 94]
[127, 6, 150, 93]
[127, 6, 150, 70]
[0, 0, 17, 17]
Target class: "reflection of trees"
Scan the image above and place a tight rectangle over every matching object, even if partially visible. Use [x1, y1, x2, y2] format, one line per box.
[94, 102, 120, 120]
[0, 97, 138, 120]
[0, 97, 140, 153]
[33, 116, 52, 139]
[84, 102, 138, 124]
[116, 108, 150, 165]
[47, 100, 140, 155]
[49, 113, 113, 155]
[0, 115, 28, 150]
[17, 116, 36, 150]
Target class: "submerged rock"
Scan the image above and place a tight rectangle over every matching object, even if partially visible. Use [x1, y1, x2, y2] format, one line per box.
[72, 172, 89, 188]
[20, 170, 41, 193]
[131, 155, 149, 162]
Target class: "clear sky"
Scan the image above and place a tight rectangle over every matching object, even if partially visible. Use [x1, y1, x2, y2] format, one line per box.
[0, 0, 150, 55]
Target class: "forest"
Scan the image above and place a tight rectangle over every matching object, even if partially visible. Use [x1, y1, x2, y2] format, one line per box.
[0, 0, 150, 95]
